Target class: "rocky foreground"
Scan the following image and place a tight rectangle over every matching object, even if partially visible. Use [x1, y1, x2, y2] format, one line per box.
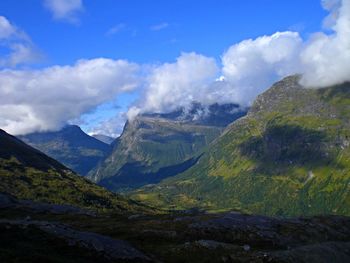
[0, 193, 349, 263]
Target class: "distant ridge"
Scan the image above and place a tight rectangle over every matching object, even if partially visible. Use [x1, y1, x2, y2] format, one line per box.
[19, 125, 110, 176]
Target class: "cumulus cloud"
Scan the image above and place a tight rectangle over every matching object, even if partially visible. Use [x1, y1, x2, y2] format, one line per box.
[126, 33, 302, 117]
[220, 0, 350, 101]
[220, 31, 302, 105]
[131, 0, 350, 116]
[44, 0, 83, 23]
[0, 16, 41, 67]
[127, 52, 218, 117]
[0, 58, 139, 135]
[300, 0, 350, 87]
[2, 0, 350, 135]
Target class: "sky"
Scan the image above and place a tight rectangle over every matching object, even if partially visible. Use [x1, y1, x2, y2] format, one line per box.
[0, 0, 349, 137]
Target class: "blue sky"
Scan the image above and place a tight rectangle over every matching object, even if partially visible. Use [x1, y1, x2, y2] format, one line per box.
[1, 0, 348, 137]
[0, 0, 326, 65]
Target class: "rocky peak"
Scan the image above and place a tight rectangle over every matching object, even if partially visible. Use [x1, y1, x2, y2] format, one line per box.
[249, 75, 303, 115]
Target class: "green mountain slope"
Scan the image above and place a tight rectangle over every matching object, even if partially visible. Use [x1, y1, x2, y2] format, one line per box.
[19, 125, 110, 176]
[89, 116, 222, 191]
[132, 76, 350, 217]
[0, 129, 147, 212]
[88, 103, 246, 192]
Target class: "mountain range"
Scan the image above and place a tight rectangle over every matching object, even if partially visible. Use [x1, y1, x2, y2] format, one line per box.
[1, 76, 350, 262]
[87, 103, 246, 191]
[132, 75, 350, 217]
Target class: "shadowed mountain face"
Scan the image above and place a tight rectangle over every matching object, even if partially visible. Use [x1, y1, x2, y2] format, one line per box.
[88, 103, 247, 192]
[132, 76, 350, 217]
[19, 125, 111, 176]
[0, 129, 147, 212]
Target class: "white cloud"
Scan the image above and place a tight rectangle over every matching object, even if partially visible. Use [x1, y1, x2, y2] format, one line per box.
[128, 52, 218, 116]
[150, 22, 169, 31]
[0, 16, 16, 38]
[44, 0, 83, 23]
[300, 0, 350, 87]
[96, 0, 350, 124]
[2, 0, 350, 135]
[220, 0, 350, 102]
[221, 31, 302, 105]
[0, 16, 41, 67]
[0, 58, 139, 135]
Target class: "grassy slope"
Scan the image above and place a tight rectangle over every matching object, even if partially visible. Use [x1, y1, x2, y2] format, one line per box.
[0, 129, 149, 213]
[132, 76, 350, 216]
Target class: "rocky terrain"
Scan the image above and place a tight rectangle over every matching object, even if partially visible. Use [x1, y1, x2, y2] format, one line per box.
[0, 193, 349, 262]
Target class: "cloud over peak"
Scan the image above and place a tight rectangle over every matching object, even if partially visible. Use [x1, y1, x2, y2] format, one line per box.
[221, 31, 302, 105]
[128, 52, 218, 117]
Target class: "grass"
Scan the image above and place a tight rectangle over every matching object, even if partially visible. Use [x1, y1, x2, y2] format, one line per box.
[131, 78, 350, 217]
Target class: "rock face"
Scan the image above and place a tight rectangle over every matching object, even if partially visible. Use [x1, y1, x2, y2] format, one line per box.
[19, 125, 110, 176]
[133, 76, 350, 216]
[88, 103, 246, 192]
[0, 130, 149, 212]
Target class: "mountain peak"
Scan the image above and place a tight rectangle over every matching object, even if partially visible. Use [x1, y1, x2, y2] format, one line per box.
[19, 125, 110, 176]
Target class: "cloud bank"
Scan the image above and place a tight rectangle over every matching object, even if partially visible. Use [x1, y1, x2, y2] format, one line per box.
[1, 0, 350, 136]
[127, 0, 350, 118]
[44, 0, 83, 23]
[0, 58, 139, 135]
[127, 52, 218, 119]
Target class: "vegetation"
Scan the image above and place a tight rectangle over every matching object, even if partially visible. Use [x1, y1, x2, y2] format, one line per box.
[88, 103, 246, 192]
[0, 129, 150, 213]
[132, 76, 350, 217]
